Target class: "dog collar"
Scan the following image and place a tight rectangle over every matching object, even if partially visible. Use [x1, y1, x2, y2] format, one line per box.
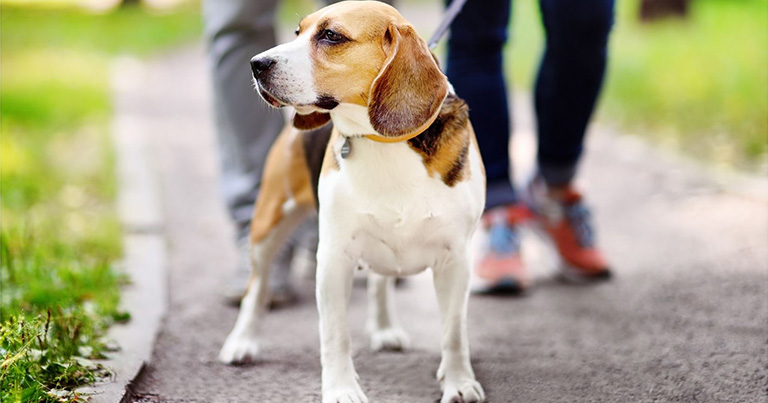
[363, 130, 423, 143]
[341, 125, 426, 159]
[362, 110, 440, 144]
[342, 118, 431, 159]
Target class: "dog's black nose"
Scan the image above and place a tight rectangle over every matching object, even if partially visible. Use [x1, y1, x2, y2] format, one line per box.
[250, 57, 276, 77]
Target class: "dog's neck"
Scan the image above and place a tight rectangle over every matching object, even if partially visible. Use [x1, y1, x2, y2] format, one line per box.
[329, 103, 380, 138]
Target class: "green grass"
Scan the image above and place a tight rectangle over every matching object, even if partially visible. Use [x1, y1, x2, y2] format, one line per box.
[506, 0, 767, 170]
[0, 3, 201, 402]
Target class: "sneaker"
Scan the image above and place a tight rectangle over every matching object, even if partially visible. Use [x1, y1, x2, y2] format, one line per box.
[473, 204, 532, 294]
[526, 178, 612, 282]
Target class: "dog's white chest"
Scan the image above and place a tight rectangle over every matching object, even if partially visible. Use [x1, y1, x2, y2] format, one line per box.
[350, 209, 453, 276]
[319, 137, 484, 276]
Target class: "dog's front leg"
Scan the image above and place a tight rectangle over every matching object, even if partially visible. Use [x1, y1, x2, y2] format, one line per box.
[433, 252, 485, 403]
[367, 271, 411, 351]
[317, 247, 368, 403]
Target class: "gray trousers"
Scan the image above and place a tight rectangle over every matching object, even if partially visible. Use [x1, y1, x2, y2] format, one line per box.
[204, 0, 284, 238]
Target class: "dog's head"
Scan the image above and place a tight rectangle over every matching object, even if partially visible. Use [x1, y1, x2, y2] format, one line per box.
[250, 1, 448, 140]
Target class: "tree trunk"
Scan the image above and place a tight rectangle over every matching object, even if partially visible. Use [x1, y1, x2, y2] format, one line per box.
[640, 0, 690, 21]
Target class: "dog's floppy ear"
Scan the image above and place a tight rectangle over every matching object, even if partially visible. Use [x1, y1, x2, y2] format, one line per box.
[368, 24, 448, 139]
[293, 111, 331, 130]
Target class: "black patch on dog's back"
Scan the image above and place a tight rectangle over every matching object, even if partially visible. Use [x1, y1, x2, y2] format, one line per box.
[408, 116, 445, 160]
[407, 94, 468, 160]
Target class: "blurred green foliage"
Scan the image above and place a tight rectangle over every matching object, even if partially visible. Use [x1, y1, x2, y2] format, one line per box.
[0, 3, 201, 402]
[507, 0, 767, 169]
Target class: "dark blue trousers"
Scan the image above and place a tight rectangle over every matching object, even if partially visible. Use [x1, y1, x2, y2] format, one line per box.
[445, 0, 615, 209]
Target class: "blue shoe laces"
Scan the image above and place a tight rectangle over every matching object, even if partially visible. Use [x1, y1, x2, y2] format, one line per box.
[563, 201, 595, 248]
[488, 220, 521, 255]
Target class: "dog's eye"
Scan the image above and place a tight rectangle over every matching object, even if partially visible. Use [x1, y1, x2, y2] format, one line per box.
[295, 27, 300, 36]
[322, 29, 343, 43]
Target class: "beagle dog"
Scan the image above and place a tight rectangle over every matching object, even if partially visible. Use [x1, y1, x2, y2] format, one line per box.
[219, 2, 486, 402]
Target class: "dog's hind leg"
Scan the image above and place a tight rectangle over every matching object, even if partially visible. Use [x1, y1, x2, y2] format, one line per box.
[366, 272, 410, 351]
[219, 128, 315, 364]
[218, 202, 308, 363]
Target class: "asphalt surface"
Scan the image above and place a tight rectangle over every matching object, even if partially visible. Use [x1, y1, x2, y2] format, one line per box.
[120, 39, 767, 403]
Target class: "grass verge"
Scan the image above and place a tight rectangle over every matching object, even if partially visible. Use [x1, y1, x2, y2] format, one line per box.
[0, 3, 201, 402]
[506, 0, 767, 170]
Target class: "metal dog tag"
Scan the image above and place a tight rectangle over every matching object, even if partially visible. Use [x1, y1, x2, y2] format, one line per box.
[340, 137, 351, 159]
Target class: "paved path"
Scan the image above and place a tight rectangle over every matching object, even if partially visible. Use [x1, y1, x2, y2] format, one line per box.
[119, 34, 767, 403]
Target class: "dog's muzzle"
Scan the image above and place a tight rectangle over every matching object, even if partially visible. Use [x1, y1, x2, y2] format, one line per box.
[250, 56, 284, 108]
[248, 55, 337, 111]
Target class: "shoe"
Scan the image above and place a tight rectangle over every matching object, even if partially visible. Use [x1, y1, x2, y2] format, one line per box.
[473, 204, 532, 294]
[526, 178, 612, 282]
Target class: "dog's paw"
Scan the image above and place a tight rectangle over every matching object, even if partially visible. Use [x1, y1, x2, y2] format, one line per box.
[322, 384, 368, 403]
[440, 379, 485, 403]
[218, 333, 259, 364]
[370, 327, 411, 352]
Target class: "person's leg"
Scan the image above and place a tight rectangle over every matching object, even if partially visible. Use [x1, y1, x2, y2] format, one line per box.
[530, 0, 615, 279]
[445, 0, 529, 294]
[204, 0, 284, 238]
[534, 0, 615, 186]
[444, 0, 515, 210]
[205, 0, 298, 304]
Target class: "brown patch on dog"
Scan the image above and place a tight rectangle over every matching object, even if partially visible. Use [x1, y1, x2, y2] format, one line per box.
[443, 143, 469, 186]
[469, 124, 485, 179]
[408, 94, 472, 187]
[368, 23, 448, 139]
[249, 127, 316, 243]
